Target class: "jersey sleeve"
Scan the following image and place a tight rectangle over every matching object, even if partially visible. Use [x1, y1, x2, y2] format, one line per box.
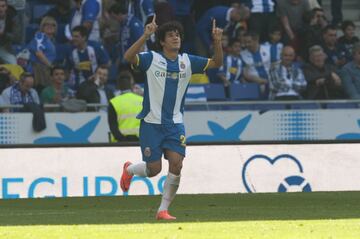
[82, 0, 100, 22]
[134, 51, 153, 71]
[188, 54, 210, 74]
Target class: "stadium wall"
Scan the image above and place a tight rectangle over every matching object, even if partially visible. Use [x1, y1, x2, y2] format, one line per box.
[0, 143, 359, 199]
[1, 109, 360, 145]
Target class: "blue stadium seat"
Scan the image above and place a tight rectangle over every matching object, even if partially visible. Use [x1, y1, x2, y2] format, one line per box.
[25, 24, 39, 43]
[186, 85, 207, 102]
[326, 102, 359, 109]
[229, 83, 260, 101]
[203, 84, 226, 101]
[32, 4, 54, 23]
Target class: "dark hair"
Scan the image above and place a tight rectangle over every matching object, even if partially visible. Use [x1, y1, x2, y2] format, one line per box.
[50, 65, 65, 76]
[322, 25, 337, 34]
[19, 72, 34, 82]
[303, 10, 316, 25]
[155, 21, 184, 50]
[0, 73, 10, 93]
[72, 25, 89, 39]
[268, 24, 282, 35]
[108, 3, 127, 15]
[243, 31, 259, 40]
[95, 64, 109, 72]
[235, 26, 246, 37]
[341, 20, 356, 31]
[313, 7, 324, 13]
[117, 72, 133, 91]
[228, 38, 241, 47]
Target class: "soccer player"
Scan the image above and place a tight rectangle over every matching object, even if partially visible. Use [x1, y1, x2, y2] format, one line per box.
[121, 15, 223, 220]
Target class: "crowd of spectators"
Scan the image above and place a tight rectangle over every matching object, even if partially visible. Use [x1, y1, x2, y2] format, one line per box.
[0, 0, 359, 113]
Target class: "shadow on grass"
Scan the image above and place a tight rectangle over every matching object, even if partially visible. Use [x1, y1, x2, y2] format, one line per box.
[0, 192, 360, 225]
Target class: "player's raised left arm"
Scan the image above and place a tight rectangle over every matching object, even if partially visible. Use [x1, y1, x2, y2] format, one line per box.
[207, 19, 223, 69]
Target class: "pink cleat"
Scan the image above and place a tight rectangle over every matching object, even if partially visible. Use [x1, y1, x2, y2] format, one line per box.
[120, 161, 133, 192]
[156, 210, 176, 220]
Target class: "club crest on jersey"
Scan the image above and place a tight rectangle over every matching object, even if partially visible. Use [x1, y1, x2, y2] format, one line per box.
[144, 147, 151, 157]
[180, 62, 185, 69]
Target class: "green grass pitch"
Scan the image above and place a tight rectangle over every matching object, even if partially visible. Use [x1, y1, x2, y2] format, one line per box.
[1, 192, 360, 238]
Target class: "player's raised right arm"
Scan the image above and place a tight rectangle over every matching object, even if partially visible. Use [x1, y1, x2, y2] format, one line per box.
[124, 14, 157, 65]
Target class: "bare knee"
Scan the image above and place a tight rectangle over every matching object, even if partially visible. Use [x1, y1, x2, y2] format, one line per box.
[165, 150, 184, 175]
[169, 158, 183, 175]
[146, 161, 162, 177]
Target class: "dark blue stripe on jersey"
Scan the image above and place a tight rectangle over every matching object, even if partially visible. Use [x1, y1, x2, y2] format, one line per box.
[263, 0, 270, 13]
[180, 84, 190, 114]
[270, 44, 277, 63]
[161, 58, 180, 124]
[252, 51, 268, 79]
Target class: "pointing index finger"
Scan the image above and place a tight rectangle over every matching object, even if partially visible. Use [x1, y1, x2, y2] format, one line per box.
[212, 19, 216, 30]
[152, 14, 156, 24]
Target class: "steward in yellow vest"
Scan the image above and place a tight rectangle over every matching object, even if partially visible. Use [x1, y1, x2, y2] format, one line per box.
[108, 74, 143, 142]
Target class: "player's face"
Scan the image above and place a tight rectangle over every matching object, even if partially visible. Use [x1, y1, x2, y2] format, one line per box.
[161, 30, 181, 51]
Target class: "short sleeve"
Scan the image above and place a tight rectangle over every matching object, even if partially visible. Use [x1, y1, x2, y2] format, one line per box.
[82, 0, 100, 22]
[188, 54, 210, 74]
[134, 51, 153, 71]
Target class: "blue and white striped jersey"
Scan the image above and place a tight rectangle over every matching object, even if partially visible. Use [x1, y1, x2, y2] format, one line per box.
[264, 41, 284, 64]
[135, 51, 209, 124]
[251, 0, 274, 13]
[240, 44, 271, 80]
[218, 55, 243, 83]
